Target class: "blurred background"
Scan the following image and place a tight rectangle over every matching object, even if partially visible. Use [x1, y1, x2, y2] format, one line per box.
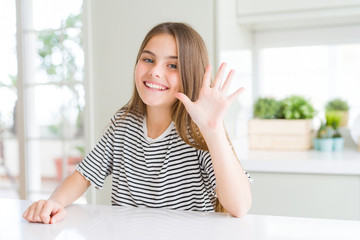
[1, 0, 360, 220]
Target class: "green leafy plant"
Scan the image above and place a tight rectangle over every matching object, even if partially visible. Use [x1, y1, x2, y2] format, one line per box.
[325, 98, 349, 111]
[316, 112, 343, 139]
[280, 95, 316, 119]
[253, 97, 282, 119]
[325, 111, 342, 138]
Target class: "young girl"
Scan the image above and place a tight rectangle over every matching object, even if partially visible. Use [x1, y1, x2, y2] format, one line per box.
[23, 22, 252, 224]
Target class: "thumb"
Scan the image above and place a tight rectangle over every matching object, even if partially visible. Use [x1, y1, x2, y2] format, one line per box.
[50, 208, 67, 224]
[175, 92, 192, 108]
[228, 87, 245, 102]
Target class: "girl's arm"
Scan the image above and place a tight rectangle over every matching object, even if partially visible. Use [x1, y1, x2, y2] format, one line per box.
[175, 63, 252, 217]
[23, 170, 90, 224]
[202, 127, 252, 217]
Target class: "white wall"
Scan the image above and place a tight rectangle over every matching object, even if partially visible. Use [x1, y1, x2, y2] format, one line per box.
[215, 0, 253, 152]
[87, 0, 216, 204]
[215, 0, 252, 52]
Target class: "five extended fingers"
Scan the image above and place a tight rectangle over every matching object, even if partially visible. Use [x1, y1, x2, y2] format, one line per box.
[178, 62, 243, 108]
[186, 62, 242, 101]
[208, 62, 243, 99]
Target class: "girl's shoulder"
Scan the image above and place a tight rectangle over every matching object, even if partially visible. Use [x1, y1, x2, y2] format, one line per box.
[112, 108, 143, 127]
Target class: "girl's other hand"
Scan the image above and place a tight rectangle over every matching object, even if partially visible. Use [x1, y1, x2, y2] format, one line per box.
[23, 199, 66, 224]
[175, 63, 244, 135]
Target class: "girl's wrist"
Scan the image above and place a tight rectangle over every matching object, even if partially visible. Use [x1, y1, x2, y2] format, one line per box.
[48, 196, 65, 207]
[200, 125, 227, 144]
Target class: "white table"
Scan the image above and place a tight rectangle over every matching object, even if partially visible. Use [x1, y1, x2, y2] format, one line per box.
[1, 199, 360, 240]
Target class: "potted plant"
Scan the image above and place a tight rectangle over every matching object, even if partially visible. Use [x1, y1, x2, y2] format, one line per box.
[314, 112, 344, 151]
[280, 95, 316, 120]
[314, 121, 334, 151]
[326, 111, 344, 151]
[325, 98, 349, 127]
[253, 97, 282, 119]
[249, 95, 316, 150]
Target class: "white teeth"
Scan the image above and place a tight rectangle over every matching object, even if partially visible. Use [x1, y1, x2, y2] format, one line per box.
[145, 82, 167, 90]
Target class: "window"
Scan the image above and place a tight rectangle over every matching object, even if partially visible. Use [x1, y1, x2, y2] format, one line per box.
[26, 0, 85, 200]
[7, 0, 86, 201]
[0, 0, 18, 198]
[254, 25, 360, 132]
[257, 44, 360, 126]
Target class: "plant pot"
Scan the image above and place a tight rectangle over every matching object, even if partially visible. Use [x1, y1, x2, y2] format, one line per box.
[316, 138, 333, 152]
[333, 137, 344, 151]
[313, 138, 320, 150]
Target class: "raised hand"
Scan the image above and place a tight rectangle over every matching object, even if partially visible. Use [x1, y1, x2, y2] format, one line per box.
[175, 63, 244, 136]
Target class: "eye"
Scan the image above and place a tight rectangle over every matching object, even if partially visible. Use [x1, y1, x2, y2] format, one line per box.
[143, 58, 153, 63]
[168, 64, 177, 69]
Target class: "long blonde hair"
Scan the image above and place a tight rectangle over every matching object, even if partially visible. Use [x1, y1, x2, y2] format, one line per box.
[117, 22, 226, 212]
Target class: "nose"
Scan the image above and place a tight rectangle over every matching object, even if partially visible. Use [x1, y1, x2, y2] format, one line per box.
[149, 64, 162, 78]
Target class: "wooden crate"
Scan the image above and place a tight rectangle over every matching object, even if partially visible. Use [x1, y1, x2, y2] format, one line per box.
[340, 111, 349, 127]
[248, 119, 313, 150]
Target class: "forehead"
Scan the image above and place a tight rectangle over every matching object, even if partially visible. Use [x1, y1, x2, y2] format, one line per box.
[143, 34, 178, 56]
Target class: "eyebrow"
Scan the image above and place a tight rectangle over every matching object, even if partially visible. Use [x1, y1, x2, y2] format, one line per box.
[142, 50, 178, 59]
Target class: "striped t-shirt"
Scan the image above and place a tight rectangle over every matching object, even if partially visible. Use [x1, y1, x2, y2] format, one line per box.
[77, 110, 217, 211]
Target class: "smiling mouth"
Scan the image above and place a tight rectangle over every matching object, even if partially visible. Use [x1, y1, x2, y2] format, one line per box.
[144, 81, 169, 91]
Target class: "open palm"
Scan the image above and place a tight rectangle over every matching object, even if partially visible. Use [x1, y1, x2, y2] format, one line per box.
[175, 63, 244, 134]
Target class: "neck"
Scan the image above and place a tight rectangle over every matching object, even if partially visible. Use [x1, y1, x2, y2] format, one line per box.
[146, 106, 172, 139]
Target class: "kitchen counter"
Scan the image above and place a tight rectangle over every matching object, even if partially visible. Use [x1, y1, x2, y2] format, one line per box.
[1, 199, 360, 240]
[240, 149, 360, 175]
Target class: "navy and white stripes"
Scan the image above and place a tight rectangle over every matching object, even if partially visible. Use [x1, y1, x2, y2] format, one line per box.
[77, 111, 217, 211]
